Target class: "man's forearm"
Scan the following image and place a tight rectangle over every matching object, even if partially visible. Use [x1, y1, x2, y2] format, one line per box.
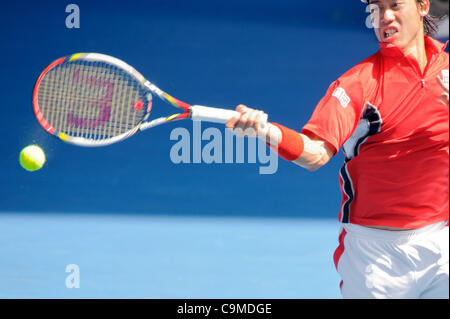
[265, 123, 333, 171]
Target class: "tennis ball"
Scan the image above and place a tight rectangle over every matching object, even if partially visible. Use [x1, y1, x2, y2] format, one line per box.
[19, 145, 46, 172]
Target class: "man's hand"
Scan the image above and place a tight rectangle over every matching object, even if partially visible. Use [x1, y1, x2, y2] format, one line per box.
[437, 74, 449, 106]
[226, 104, 282, 146]
[225, 105, 275, 141]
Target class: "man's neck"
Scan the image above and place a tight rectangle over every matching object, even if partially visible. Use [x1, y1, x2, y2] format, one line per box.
[402, 31, 428, 74]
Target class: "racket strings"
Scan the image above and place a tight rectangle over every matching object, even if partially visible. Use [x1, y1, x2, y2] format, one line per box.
[37, 60, 147, 140]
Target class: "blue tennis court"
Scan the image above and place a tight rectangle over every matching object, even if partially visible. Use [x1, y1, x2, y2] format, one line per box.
[0, 213, 341, 298]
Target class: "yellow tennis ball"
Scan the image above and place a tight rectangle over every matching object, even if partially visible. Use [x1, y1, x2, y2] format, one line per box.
[19, 145, 46, 172]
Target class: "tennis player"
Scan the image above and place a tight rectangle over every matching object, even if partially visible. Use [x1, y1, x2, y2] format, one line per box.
[226, 0, 449, 299]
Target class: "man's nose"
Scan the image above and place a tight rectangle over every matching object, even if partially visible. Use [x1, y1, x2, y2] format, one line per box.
[381, 9, 395, 24]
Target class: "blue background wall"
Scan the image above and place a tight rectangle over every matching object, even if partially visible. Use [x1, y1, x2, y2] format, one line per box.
[0, 0, 444, 218]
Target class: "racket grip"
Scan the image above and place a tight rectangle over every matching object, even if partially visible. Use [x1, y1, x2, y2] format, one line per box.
[190, 105, 268, 126]
[190, 105, 239, 123]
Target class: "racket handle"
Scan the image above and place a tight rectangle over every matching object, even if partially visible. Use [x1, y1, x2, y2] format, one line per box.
[190, 105, 238, 123]
[190, 105, 268, 126]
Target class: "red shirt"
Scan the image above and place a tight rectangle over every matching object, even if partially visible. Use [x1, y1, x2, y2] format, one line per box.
[302, 36, 449, 229]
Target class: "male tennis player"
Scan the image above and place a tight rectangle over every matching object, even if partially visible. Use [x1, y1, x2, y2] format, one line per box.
[226, 0, 449, 299]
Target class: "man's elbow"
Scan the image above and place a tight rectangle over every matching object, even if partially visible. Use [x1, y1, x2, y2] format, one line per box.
[291, 134, 335, 171]
[305, 164, 323, 172]
[304, 160, 329, 172]
[294, 156, 330, 171]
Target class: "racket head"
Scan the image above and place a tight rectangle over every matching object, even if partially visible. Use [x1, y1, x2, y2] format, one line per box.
[33, 53, 153, 146]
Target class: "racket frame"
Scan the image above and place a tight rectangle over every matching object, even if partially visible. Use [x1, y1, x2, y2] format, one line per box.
[33, 53, 266, 147]
[33, 53, 179, 146]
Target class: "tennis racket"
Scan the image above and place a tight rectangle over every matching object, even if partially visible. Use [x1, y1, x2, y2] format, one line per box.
[33, 52, 268, 146]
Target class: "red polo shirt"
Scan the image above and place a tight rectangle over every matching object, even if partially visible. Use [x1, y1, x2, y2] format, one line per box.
[302, 36, 449, 228]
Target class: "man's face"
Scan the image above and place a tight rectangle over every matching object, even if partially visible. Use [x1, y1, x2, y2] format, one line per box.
[368, 0, 429, 50]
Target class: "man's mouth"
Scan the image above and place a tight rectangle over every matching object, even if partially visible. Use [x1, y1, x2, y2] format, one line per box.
[382, 27, 399, 40]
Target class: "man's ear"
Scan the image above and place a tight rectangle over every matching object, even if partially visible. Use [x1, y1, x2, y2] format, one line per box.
[417, 0, 430, 17]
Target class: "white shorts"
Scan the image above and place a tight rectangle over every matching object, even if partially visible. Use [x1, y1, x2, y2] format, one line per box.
[334, 221, 449, 299]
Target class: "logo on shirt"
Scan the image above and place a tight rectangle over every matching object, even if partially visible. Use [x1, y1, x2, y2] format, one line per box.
[332, 87, 351, 108]
[442, 69, 449, 86]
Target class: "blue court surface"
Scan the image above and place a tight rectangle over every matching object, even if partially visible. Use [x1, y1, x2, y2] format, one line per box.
[0, 213, 341, 298]
[0, 0, 447, 300]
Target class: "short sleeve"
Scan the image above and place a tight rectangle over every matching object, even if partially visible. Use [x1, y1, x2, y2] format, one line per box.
[301, 76, 366, 155]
